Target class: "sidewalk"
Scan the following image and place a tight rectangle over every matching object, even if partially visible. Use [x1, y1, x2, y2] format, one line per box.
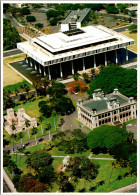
[110, 183, 137, 193]
[3, 169, 17, 193]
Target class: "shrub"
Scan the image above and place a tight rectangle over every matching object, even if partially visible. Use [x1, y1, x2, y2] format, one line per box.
[128, 24, 137, 33]
[106, 6, 119, 14]
[67, 81, 87, 93]
[35, 23, 44, 28]
[49, 17, 59, 26]
[20, 7, 30, 15]
[26, 16, 36, 22]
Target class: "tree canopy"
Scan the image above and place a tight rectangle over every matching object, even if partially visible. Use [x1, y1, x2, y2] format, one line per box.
[26, 16, 36, 22]
[3, 18, 21, 51]
[88, 66, 137, 98]
[87, 125, 128, 150]
[66, 156, 99, 180]
[106, 6, 119, 14]
[26, 150, 53, 172]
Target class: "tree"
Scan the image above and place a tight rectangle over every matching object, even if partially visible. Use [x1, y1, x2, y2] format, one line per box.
[19, 173, 48, 192]
[66, 156, 99, 180]
[18, 132, 24, 143]
[46, 9, 59, 18]
[25, 119, 30, 139]
[60, 118, 65, 126]
[82, 73, 90, 83]
[57, 172, 74, 192]
[12, 174, 21, 189]
[26, 16, 36, 22]
[3, 134, 10, 148]
[72, 74, 79, 81]
[26, 150, 53, 172]
[111, 142, 136, 161]
[129, 152, 137, 173]
[106, 6, 119, 14]
[38, 116, 44, 134]
[20, 7, 30, 15]
[15, 88, 19, 96]
[3, 3, 10, 13]
[7, 6, 20, 17]
[31, 127, 38, 145]
[35, 23, 44, 28]
[38, 165, 55, 184]
[128, 24, 137, 33]
[87, 125, 128, 150]
[88, 66, 137, 98]
[3, 150, 11, 167]
[3, 18, 21, 51]
[50, 17, 59, 26]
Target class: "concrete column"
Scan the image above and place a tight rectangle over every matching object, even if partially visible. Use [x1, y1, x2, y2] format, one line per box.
[48, 66, 51, 80]
[94, 55, 96, 68]
[82, 58, 85, 71]
[60, 63, 63, 78]
[115, 50, 118, 64]
[44, 67, 46, 77]
[105, 52, 107, 66]
[30, 60, 33, 67]
[126, 47, 128, 62]
[71, 61, 74, 74]
[34, 61, 37, 70]
[39, 64, 42, 74]
[25, 54, 28, 63]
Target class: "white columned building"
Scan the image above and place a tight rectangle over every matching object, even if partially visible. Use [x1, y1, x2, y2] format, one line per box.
[17, 25, 134, 80]
[77, 89, 137, 130]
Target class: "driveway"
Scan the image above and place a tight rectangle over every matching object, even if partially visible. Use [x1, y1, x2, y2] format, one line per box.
[126, 120, 137, 140]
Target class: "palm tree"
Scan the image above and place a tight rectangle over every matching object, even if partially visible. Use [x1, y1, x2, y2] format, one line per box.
[72, 74, 79, 81]
[108, 161, 116, 185]
[31, 127, 38, 145]
[15, 88, 19, 96]
[18, 132, 24, 143]
[52, 111, 57, 131]
[25, 119, 30, 139]
[38, 116, 44, 135]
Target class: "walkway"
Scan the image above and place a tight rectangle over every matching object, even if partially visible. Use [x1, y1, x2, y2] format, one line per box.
[110, 183, 137, 193]
[3, 169, 17, 193]
[120, 61, 137, 69]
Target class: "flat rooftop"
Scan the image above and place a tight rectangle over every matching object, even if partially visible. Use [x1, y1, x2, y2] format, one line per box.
[62, 8, 91, 24]
[17, 25, 134, 65]
[32, 26, 117, 53]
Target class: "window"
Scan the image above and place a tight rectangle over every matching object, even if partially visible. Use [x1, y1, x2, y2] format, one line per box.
[108, 113, 110, 116]
[105, 113, 107, 117]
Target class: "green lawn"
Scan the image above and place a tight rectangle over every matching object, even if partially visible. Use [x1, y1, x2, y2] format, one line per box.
[4, 97, 60, 146]
[91, 153, 114, 159]
[74, 160, 136, 192]
[25, 145, 91, 157]
[6, 150, 136, 193]
[125, 118, 137, 125]
[75, 119, 92, 132]
[3, 80, 33, 94]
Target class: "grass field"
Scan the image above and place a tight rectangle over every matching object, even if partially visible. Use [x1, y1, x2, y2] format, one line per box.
[8, 152, 136, 193]
[120, 31, 137, 53]
[3, 80, 32, 94]
[3, 54, 26, 87]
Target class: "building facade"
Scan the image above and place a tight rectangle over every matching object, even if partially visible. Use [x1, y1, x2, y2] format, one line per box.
[61, 8, 91, 31]
[17, 25, 134, 80]
[4, 108, 37, 134]
[77, 89, 136, 129]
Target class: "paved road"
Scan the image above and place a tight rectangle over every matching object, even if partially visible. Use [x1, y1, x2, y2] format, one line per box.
[4, 131, 58, 151]
[4, 13, 23, 28]
[3, 48, 23, 57]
